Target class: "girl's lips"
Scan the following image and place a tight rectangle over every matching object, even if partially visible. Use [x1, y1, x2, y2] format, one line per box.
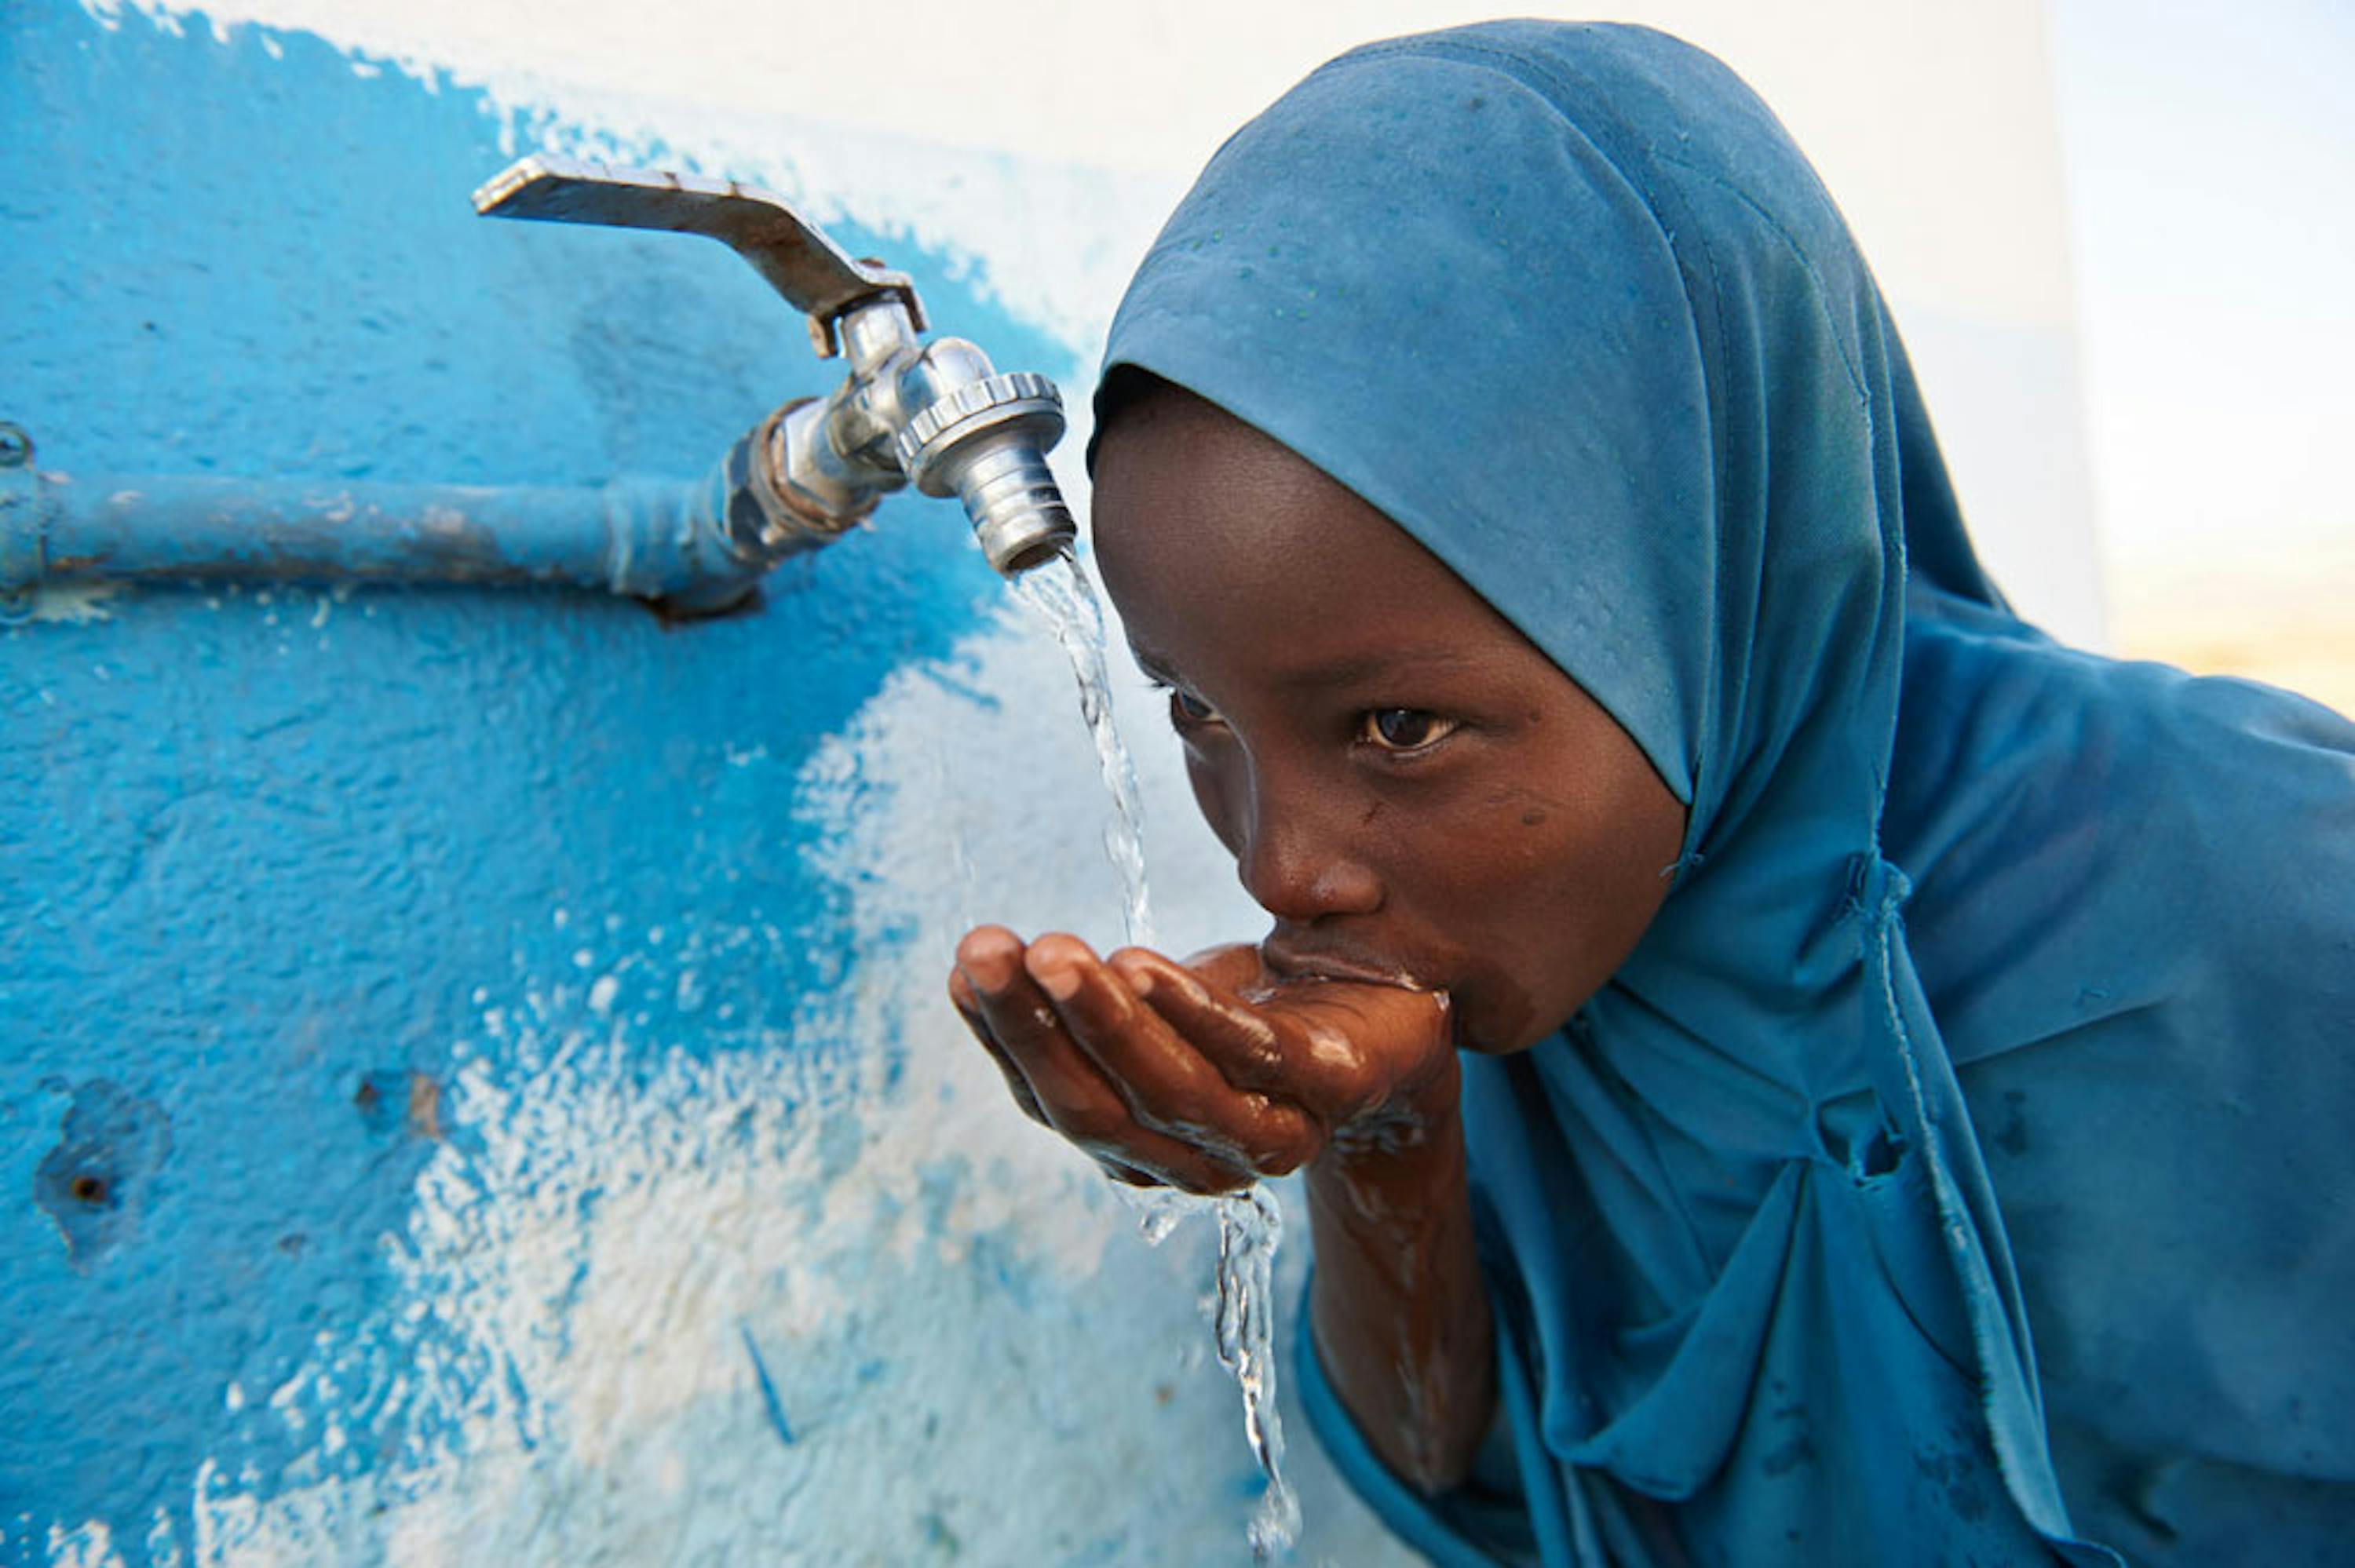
[1258, 936, 1430, 991]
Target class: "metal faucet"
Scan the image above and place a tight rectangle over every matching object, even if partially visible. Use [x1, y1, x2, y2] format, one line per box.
[473, 155, 1077, 582]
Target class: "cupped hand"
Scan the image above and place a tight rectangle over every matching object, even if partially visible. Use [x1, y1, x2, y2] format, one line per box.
[947, 926, 1456, 1194]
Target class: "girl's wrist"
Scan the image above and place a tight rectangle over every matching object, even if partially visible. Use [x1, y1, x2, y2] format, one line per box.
[1324, 1044, 1462, 1154]
[1309, 1055, 1467, 1221]
[1302, 1056, 1492, 1494]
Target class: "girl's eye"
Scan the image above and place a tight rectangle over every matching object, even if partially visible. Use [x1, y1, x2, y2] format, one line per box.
[1168, 688, 1222, 727]
[1360, 709, 1460, 752]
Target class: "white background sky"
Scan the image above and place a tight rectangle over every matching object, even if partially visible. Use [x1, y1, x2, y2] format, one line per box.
[2051, 0, 2353, 702]
[2054, 0, 2353, 563]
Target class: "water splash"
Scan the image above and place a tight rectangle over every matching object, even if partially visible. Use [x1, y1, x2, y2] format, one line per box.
[1015, 549, 1299, 1559]
[1216, 1183, 1302, 1559]
[1119, 1181, 1302, 1559]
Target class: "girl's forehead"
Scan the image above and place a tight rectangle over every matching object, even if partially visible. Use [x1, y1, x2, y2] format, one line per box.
[1097, 414, 1440, 603]
[1094, 411, 1552, 695]
[1094, 391, 1422, 576]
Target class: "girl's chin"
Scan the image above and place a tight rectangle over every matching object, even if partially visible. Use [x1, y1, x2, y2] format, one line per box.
[1453, 992, 1565, 1056]
[1448, 1005, 1509, 1056]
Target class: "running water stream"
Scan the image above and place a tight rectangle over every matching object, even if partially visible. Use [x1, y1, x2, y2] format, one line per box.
[1010, 550, 1303, 1561]
[1009, 552, 1155, 950]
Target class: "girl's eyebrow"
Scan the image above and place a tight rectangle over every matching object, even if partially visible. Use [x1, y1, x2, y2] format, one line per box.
[1129, 640, 1487, 692]
[1272, 645, 1483, 691]
[1127, 644, 1181, 684]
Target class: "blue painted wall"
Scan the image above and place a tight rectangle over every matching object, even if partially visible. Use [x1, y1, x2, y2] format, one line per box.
[2, 0, 1000, 1548]
[0, 6, 1422, 1563]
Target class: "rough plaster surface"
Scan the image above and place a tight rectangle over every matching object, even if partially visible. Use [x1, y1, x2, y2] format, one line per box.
[0, 5, 1415, 1562]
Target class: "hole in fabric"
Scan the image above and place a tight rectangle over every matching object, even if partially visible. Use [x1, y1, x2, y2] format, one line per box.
[1853, 1125, 1904, 1180]
[1813, 1088, 1905, 1181]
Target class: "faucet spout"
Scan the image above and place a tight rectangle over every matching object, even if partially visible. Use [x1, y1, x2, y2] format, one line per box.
[895, 366, 1074, 575]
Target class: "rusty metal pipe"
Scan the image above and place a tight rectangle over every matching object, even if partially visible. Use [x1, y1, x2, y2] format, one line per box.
[0, 437, 776, 619]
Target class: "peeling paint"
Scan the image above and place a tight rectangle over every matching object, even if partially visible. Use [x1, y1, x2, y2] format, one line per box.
[17, 582, 126, 624]
[33, 1081, 174, 1270]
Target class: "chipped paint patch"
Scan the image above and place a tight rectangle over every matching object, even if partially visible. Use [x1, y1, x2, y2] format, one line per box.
[22, 581, 127, 624]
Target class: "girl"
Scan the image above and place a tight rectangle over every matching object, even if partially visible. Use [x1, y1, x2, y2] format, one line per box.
[947, 22, 2354, 1565]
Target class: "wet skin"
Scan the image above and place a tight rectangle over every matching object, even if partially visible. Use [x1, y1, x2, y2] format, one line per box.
[948, 383, 1687, 1488]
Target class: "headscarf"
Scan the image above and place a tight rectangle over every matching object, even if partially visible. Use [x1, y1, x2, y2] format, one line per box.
[1095, 21, 2355, 1566]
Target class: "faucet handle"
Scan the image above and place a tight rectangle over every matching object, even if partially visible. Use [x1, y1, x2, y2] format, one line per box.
[472, 155, 926, 358]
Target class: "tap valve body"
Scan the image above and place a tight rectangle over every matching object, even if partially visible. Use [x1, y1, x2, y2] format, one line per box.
[896, 369, 1072, 574]
[474, 157, 1076, 583]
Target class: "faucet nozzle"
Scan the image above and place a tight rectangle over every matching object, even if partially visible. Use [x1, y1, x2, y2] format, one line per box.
[896, 370, 1075, 575]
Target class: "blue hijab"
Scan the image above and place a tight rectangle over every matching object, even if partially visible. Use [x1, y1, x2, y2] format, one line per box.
[1096, 22, 2355, 1566]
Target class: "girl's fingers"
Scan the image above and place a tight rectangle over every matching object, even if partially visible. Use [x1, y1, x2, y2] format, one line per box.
[1177, 942, 1269, 997]
[955, 928, 1254, 1191]
[1128, 1138, 1257, 1194]
[1032, 935, 1320, 1176]
[956, 928, 1119, 1139]
[957, 927, 1441, 1186]
[1108, 948, 1297, 1095]
[1117, 947, 1451, 1121]
[948, 967, 1046, 1125]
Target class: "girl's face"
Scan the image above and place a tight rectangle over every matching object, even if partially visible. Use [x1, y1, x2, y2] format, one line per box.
[1092, 391, 1689, 1054]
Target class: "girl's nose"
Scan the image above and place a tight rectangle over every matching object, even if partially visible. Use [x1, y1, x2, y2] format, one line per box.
[1236, 781, 1382, 921]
